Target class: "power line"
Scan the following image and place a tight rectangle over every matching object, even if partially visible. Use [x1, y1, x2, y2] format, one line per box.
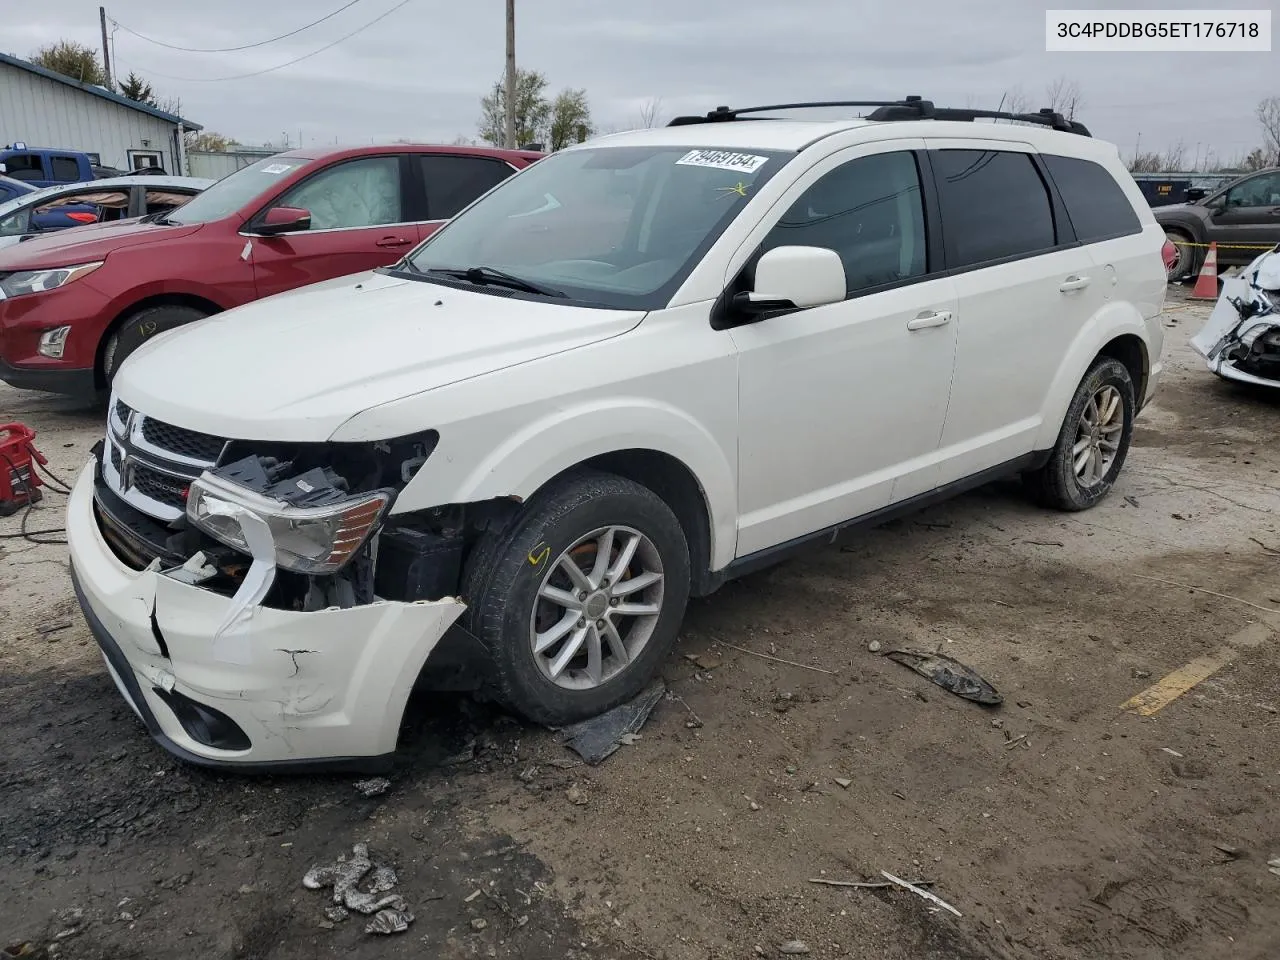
[110, 0, 370, 54]
[120, 0, 417, 83]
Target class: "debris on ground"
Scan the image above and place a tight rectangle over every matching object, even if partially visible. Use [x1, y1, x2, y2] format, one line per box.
[879, 871, 962, 917]
[685, 652, 723, 670]
[884, 650, 1002, 705]
[833, 777, 852, 789]
[559, 679, 665, 765]
[1268, 858, 1280, 878]
[303, 843, 414, 934]
[809, 877, 933, 889]
[565, 784, 589, 806]
[35, 621, 72, 636]
[867, 640, 882, 653]
[353, 777, 390, 798]
[1214, 844, 1241, 860]
[779, 941, 811, 955]
[470, 918, 489, 931]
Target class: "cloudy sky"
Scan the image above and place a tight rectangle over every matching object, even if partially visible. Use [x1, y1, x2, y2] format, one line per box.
[7, 0, 1276, 164]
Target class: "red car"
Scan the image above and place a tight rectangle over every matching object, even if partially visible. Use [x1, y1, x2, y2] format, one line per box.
[0, 143, 543, 397]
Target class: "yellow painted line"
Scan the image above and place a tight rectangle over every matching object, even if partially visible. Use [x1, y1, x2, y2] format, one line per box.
[1120, 622, 1273, 717]
[1121, 652, 1233, 716]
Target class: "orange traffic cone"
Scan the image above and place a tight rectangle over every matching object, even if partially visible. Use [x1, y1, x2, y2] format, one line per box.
[1190, 242, 1219, 299]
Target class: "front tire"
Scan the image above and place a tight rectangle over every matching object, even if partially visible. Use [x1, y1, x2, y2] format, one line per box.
[462, 471, 691, 726]
[102, 304, 209, 384]
[1024, 357, 1135, 512]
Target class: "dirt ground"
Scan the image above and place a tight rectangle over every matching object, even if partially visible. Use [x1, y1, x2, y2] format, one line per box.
[2, 284, 1279, 960]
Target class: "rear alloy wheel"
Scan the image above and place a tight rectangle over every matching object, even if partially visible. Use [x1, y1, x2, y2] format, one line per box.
[1163, 229, 1198, 282]
[1023, 357, 1135, 511]
[102, 304, 209, 384]
[463, 471, 690, 725]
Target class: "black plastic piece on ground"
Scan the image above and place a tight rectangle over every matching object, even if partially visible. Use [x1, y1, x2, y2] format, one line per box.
[557, 679, 666, 764]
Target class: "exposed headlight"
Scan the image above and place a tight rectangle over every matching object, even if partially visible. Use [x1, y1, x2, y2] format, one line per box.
[0, 261, 103, 299]
[187, 472, 392, 575]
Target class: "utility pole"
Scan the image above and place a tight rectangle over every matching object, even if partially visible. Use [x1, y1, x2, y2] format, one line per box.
[99, 6, 113, 88]
[504, 0, 516, 149]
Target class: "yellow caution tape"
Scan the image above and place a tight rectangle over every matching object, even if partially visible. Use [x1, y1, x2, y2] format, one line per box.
[1170, 240, 1278, 250]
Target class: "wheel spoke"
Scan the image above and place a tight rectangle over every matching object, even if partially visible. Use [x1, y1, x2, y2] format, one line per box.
[1089, 448, 1102, 482]
[1100, 390, 1119, 425]
[1074, 446, 1091, 475]
[607, 532, 641, 584]
[584, 625, 604, 684]
[612, 569, 663, 597]
[589, 528, 615, 587]
[1098, 438, 1118, 454]
[1100, 420, 1124, 437]
[1072, 437, 1091, 457]
[534, 610, 580, 654]
[557, 556, 593, 594]
[615, 600, 661, 617]
[602, 620, 629, 665]
[539, 584, 582, 610]
[548, 626, 588, 678]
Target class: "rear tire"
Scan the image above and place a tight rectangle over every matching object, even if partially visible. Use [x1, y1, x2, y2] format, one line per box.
[462, 470, 690, 726]
[1024, 357, 1135, 512]
[102, 304, 209, 385]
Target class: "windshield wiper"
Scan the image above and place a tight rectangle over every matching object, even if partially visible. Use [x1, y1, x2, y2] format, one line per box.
[425, 265, 565, 298]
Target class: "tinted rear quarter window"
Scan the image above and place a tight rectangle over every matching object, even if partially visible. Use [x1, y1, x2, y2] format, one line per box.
[931, 150, 1055, 268]
[1043, 155, 1141, 242]
[419, 155, 513, 220]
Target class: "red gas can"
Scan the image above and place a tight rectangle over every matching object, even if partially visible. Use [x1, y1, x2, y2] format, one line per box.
[0, 423, 47, 517]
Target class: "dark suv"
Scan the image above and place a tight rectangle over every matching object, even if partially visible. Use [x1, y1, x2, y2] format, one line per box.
[1156, 166, 1280, 279]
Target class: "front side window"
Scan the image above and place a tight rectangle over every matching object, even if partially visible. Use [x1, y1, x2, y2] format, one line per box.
[4, 154, 44, 182]
[1225, 172, 1280, 209]
[162, 155, 308, 225]
[406, 145, 791, 309]
[419, 155, 513, 220]
[145, 188, 197, 216]
[761, 151, 927, 294]
[1043, 154, 1141, 243]
[277, 156, 402, 229]
[932, 149, 1056, 267]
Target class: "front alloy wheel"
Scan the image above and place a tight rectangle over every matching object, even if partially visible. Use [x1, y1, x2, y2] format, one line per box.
[531, 526, 665, 689]
[463, 470, 691, 725]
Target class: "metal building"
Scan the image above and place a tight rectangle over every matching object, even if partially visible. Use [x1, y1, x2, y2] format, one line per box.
[0, 52, 202, 175]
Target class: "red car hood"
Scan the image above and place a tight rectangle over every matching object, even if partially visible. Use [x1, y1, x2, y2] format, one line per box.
[0, 220, 202, 269]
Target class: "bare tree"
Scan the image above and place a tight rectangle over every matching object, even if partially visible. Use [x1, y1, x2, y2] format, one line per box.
[1257, 97, 1280, 164]
[1161, 140, 1188, 171]
[636, 96, 664, 129]
[1242, 147, 1271, 171]
[1044, 76, 1084, 120]
[1002, 85, 1031, 115]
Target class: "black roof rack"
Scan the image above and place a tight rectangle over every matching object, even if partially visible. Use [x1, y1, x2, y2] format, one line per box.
[667, 96, 1091, 137]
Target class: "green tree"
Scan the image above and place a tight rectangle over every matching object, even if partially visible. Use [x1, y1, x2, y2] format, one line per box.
[478, 68, 551, 147]
[118, 72, 155, 105]
[31, 40, 106, 85]
[548, 89, 593, 151]
[185, 132, 236, 152]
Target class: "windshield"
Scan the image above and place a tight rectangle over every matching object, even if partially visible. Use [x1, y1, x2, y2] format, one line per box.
[405, 144, 792, 309]
[161, 155, 308, 225]
[0, 183, 60, 219]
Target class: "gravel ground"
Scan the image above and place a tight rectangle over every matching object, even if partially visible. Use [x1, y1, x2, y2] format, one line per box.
[2, 285, 1279, 960]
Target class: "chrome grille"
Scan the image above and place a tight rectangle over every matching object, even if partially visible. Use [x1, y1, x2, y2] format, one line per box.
[102, 397, 227, 522]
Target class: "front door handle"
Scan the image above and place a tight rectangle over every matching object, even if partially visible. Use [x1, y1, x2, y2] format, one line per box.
[1059, 275, 1092, 292]
[906, 310, 953, 331]
[375, 236, 413, 248]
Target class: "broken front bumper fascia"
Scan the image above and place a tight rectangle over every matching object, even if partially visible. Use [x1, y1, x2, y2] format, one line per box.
[67, 461, 467, 771]
[1189, 272, 1280, 388]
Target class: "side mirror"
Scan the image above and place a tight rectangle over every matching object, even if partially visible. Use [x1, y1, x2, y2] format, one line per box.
[734, 246, 846, 315]
[255, 205, 311, 236]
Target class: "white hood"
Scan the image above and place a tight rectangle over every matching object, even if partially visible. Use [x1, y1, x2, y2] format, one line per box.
[116, 270, 644, 441]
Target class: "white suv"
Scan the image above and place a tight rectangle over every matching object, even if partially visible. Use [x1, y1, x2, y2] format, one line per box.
[67, 99, 1167, 770]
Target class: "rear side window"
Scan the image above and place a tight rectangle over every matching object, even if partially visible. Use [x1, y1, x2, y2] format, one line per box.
[50, 156, 81, 181]
[1043, 155, 1141, 242]
[931, 150, 1055, 268]
[418, 155, 513, 220]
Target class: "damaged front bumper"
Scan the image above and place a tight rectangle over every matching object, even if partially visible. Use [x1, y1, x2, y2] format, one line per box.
[67, 461, 468, 771]
[1189, 253, 1280, 388]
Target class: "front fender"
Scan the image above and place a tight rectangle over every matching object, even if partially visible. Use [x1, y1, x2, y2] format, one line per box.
[1033, 302, 1153, 451]
[1155, 210, 1208, 242]
[392, 399, 739, 570]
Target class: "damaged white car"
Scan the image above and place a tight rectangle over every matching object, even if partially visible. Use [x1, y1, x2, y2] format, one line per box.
[1190, 245, 1280, 387]
[67, 97, 1167, 770]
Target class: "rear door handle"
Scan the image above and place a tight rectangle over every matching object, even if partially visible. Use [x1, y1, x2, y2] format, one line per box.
[906, 310, 953, 331]
[375, 236, 413, 248]
[1059, 275, 1092, 292]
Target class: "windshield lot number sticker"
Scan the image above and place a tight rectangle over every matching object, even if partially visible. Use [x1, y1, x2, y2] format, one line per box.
[261, 163, 293, 174]
[676, 150, 769, 174]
